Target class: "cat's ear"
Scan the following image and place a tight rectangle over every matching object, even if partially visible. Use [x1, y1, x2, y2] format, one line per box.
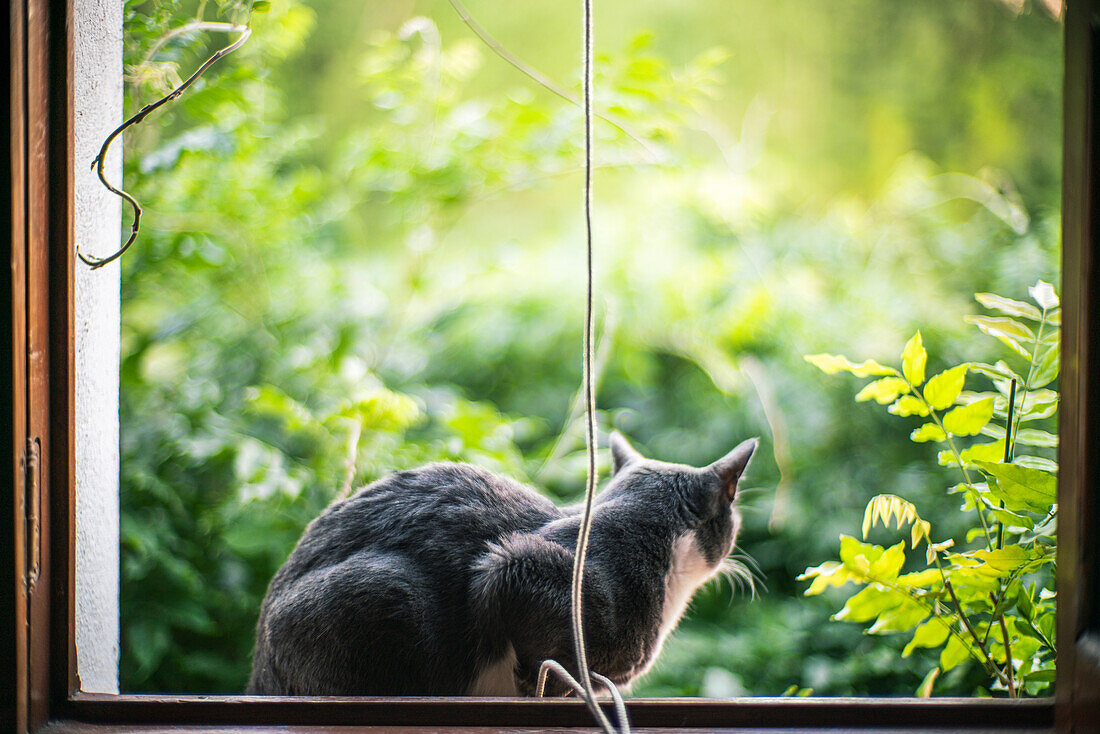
[707, 438, 758, 503]
[610, 431, 644, 474]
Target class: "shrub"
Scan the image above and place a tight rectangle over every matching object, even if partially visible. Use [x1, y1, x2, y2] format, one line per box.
[801, 282, 1059, 697]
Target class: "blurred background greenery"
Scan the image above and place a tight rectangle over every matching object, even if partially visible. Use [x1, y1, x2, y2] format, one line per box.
[117, 0, 1062, 696]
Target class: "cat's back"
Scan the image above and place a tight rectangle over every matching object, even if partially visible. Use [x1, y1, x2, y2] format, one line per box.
[270, 461, 561, 588]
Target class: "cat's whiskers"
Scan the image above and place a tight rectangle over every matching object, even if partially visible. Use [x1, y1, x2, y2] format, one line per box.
[731, 550, 764, 577]
[715, 553, 765, 602]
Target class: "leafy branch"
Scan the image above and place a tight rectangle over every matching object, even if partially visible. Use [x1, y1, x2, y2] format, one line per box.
[801, 281, 1060, 697]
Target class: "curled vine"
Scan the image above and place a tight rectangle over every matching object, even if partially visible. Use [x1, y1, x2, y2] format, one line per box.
[79, 21, 252, 269]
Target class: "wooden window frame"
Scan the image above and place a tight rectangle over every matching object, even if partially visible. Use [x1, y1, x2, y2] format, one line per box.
[5, 0, 1098, 730]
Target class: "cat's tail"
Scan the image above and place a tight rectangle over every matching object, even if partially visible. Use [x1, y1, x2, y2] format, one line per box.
[470, 532, 579, 682]
[471, 532, 573, 626]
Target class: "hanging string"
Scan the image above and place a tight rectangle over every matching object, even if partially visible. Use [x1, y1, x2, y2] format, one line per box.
[535, 2, 631, 732]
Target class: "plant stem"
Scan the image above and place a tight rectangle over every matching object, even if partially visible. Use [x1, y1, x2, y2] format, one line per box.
[927, 553, 1007, 686]
[997, 378, 1017, 552]
[138, 21, 248, 70]
[943, 579, 1008, 687]
[916, 391, 994, 550]
[1009, 307, 1047, 458]
[997, 611, 1017, 697]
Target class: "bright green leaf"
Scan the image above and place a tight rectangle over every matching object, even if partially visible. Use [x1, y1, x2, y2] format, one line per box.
[835, 585, 904, 624]
[970, 361, 1025, 383]
[903, 618, 952, 657]
[798, 561, 854, 595]
[868, 599, 927, 634]
[889, 395, 930, 417]
[976, 461, 1057, 514]
[902, 332, 927, 386]
[838, 534, 884, 576]
[923, 364, 969, 410]
[1031, 343, 1060, 388]
[855, 377, 911, 404]
[953, 546, 1048, 578]
[958, 440, 1005, 466]
[965, 315, 1036, 343]
[916, 667, 941, 698]
[911, 423, 946, 443]
[942, 397, 994, 436]
[965, 316, 1035, 358]
[939, 634, 974, 672]
[897, 569, 942, 588]
[1015, 389, 1059, 422]
[805, 354, 898, 377]
[1013, 429, 1058, 448]
[975, 293, 1043, 321]
[869, 541, 907, 580]
[862, 495, 931, 549]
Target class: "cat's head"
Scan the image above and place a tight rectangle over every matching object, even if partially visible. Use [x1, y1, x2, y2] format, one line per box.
[602, 431, 758, 571]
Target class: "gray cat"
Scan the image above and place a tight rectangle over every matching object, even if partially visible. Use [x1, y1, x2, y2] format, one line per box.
[247, 431, 758, 696]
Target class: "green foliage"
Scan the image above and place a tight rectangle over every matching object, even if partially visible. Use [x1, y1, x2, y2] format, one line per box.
[802, 283, 1059, 697]
[118, 0, 1061, 696]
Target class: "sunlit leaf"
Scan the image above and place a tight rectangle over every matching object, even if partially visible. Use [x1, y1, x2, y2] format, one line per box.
[942, 397, 994, 436]
[798, 561, 854, 595]
[950, 546, 1052, 578]
[869, 541, 907, 579]
[856, 377, 910, 404]
[925, 538, 954, 564]
[976, 461, 1057, 514]
[939, 634, 974, 672]
[911, 423, 946, 443]
[916, 666, 941, 697]
[1014, 390, 1059, 422]
[837, 534, 886, 577]
[897, 569, 942, 588]
[965, 316, 1034, 358]
[903, 618, 951, 657]
[923, 364, 968, 410]
[970, 361, 1025, 384]
[975, 292, 1042, 321]
[1014, 455, 1058, 473]
[901, 332, 927, 386]
[868, 598, 927, 634]
[889, 395, 930, 417]
[1013, 429, 1057, 448]
[804, 353, 898, 377]
[1029, 280, 1059, 310]
[862, 494, 932, 550]
[942, 440, 1004, 468]
[835, 585, 904, 624]
[1031, 343, 1060, 388]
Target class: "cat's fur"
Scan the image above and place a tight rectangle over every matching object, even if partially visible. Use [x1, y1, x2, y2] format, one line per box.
[247, 431, 758, 696]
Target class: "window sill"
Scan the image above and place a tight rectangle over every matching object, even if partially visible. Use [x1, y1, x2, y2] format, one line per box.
[41, 693, 1054, 731]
